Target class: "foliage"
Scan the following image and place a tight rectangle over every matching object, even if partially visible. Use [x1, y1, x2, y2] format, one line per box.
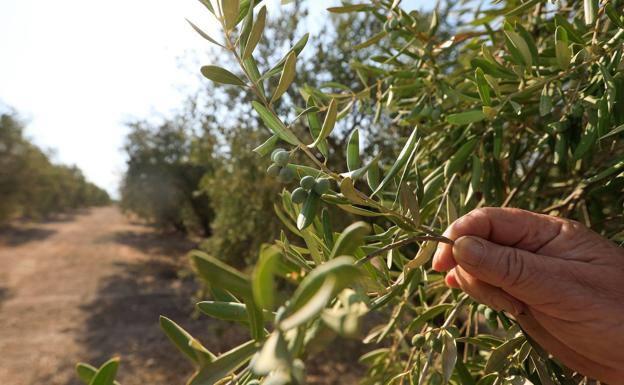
[0, 110, 110, 223]
[120, 117, 215, 235]
[90, 0, 624, 384]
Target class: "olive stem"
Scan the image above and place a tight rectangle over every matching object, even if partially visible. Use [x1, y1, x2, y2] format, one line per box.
[356, 235, 453, 267]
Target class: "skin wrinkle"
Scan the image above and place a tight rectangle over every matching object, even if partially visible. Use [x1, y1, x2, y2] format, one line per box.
[435, 208, 624, 383]
[529, 307, 624, 370]
[517, 311, 622, 383]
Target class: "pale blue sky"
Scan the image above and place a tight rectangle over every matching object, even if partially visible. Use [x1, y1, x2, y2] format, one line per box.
[0, 0, 424, 197]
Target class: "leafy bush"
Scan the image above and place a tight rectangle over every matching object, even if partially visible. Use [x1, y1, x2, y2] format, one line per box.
[82, 0, 624, 384]
[0, 110, 110, 222]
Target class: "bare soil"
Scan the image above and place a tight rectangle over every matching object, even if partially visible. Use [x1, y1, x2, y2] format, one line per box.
[0, 206, 365, 385]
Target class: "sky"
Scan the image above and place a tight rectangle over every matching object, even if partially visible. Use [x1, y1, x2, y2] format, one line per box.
[0, 0, 423, 198]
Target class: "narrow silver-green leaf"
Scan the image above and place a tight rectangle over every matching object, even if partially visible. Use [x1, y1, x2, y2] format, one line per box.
[279, 275, 336, 331]
[252, 134, 279, 157]
[371, 128, 419, 196]
[475, 68, 491, 106]
[76, 363, 121, 385]
[252, 101, 300, 145]
[441, 331, 457, 384]
[583, 0, 598, 26]
[160, 316, 215, 365]
[252, 245, 281, 309]
[242, 5, 266, 59]
[484, 336, 525, 374]
[271, 52, 297, 103]
[88, 358, 120, 385]
[188, 340, 258, 385]
[346, 128, 361, 171]
[555, 26, 571, 70]
[221, 0, 240, 30]
[186, 19, 223, 47]
[308, 99, 337, 148]
[329, 221, 370, 259]
[297, 191, 320, 230]
[446, 110, 486, 125]
[191, 250, 253, 299]
[444, 138, 479, 178]
[201, 65, 246, 87]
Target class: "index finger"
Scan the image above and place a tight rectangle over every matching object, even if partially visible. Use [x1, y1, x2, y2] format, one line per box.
[432, 207, 564, 271]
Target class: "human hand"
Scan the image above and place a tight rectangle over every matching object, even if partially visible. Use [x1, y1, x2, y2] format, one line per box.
[432, 207, 624, 384]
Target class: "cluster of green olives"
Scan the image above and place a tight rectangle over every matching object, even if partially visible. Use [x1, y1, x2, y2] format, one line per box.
[291, 175, 331, 204]
[267, 148, 296, 183]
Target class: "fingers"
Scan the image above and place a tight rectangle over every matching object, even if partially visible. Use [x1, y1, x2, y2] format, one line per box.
[450, 266, 524, 316]
[433, 207, 564, 272]
[449, 236, 558, 303]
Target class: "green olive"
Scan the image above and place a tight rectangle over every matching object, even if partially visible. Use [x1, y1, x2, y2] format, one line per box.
[273, 150, 290, 166]
[278, 167, 295, 183]
[271, 148, 286, 162]
[411, 334, 426, 348]
[431, 336, 443, 353]
[300, 175, 316, 191]
[484, 308, 497, 321]
[267, 163, 281, 177]
[313, 178, 330, 194]
[291, 187, 308, 204]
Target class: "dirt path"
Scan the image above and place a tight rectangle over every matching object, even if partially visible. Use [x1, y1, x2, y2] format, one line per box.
[0, 206, 365, 385]
[0, 206, 247, 385]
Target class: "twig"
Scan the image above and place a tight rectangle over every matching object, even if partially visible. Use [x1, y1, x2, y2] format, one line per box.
[356, 235, 453, 267]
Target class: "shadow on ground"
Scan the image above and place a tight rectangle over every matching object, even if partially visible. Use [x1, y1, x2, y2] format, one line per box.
[0, 286, 11, 309]
[111, 230, 196, 257]
[0, 226, 57, 246]
[71, 230, 367, 385]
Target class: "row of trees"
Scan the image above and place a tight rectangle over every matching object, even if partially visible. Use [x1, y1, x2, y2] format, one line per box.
[119, 6, 376, 265]
[0, 109, 110, 223]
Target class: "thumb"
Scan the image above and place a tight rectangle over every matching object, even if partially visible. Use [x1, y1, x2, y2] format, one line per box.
[452, 236, 553, 296]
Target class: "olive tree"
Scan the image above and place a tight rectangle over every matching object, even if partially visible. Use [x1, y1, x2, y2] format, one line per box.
[79, 0, 624, 384]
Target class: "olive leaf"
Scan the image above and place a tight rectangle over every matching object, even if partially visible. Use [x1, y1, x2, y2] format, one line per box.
[484, 335, 525, 374]
[583, 0, 598, 26]
[297, 191, 321, 230]
[86, 357, 120, 385]
[279, 275, 336, 331]
[188, 340, 258, 385]
[308, 99, 337, 148]
[329, 221, 370, 259]
[444, 138, 479, 178]
[271, 51, 297, 103]
[371, 128, 420, 196]
[242, 5, 266, 59]
[76, 363, 121, 385]
[441, 330, 457, 384]
[191, 250, 253, 299]
[252, 244, 282, 309]
[221, 0, 240, 30]
[252, 331, 290, 375]
[252, 134, 279, 157]
[555, 26, 571, 70]
[261, 33, 309, 80]
[346, 128, 361, 171]
[201, 65, 246, 87]
[446, 110, 486, 125]
[252, 102, 300, 145]
[160, 316, 214, 366]
[475, 68, 491, 106]
[186, 19, 223, 47]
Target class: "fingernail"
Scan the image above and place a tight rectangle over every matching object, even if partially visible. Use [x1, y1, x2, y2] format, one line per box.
[453, 236, 484, 266]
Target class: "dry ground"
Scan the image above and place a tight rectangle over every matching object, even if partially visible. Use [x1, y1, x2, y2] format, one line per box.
[0, 206, 365, 385]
